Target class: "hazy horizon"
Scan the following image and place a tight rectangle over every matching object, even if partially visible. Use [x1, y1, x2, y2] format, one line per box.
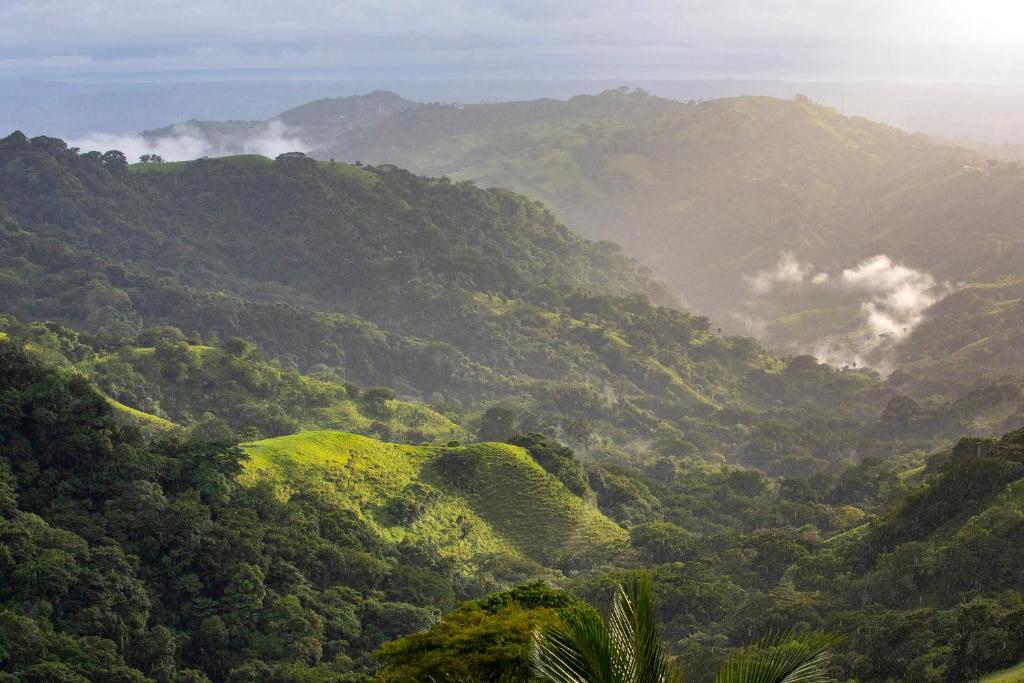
[4, 1, 1024, 83]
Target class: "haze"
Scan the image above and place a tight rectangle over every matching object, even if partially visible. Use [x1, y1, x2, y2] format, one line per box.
[3, 0, 1024, 82]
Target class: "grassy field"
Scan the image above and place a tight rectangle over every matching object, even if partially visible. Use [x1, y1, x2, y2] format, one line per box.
[129, 155, 273, 173]
[984, 661, 1024, 682]
[105, 397, 178, 431]
[94, 342, 468, 442]
[242, 431, 626, 571]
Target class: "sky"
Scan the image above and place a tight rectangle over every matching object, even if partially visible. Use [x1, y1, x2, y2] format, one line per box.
[2, 0, 1024, 83]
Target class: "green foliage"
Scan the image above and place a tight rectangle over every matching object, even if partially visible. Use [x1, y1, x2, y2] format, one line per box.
[715, 631, 842, 683]
[375, 582, 586, 682]
[506, 433, 592, 500]
[2, 111, 1023, 683]
[0, 131, 896, 479]
[0, 317, 466, 445]
[0, 340, 464, 680]
[243, 430, 626, 570]
[533, 573, 686, 683]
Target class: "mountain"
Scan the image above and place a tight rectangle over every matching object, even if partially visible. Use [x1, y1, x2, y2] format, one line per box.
[314, 92, 1018, 307]
[141, 91, 419, 155]
[6, 130, 935, 480]
[319, 92, 1024, 386]
[3, 128, 1024, 680]
[141, 89, 1024, 385]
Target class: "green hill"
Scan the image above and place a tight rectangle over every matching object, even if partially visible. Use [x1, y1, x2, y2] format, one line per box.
[897, 278, 1024, 395]
[141, 90, 1024, 386]
[243, 431, 626, 569]
[795, 428, 1024, 681]
[0, 131, 904, 476]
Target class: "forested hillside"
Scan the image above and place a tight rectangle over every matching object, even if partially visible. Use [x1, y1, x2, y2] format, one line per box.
[145, 89, 1024, 386]
[324, 91, 1024, 387]
[315, 90, 1024, 321]
[4, 326, 1024, 682]
[0, 338, 609, 681]
[3, 130, 1024, 682]
[0, 130, 916, 477]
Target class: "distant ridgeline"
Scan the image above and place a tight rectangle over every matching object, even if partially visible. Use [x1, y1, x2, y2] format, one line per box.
[144, 88, 1024, 390]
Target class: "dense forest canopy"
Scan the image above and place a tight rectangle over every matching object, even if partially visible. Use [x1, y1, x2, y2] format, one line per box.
[0, 120, 1023, 683]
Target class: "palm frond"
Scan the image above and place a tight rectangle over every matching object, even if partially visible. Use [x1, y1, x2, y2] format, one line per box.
[533, 572, 685, 683]
[533, 607, 618, 683]
[715, 631, 842, 683]
[607, 574, 685, 683]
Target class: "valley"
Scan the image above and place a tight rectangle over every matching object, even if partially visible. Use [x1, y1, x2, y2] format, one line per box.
[140, 89, 1024, 384]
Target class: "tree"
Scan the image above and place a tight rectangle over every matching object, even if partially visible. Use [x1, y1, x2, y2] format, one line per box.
[716, 631, 844, 683]
[377, 582, 583, 682]
[533, 573, 840, 683]
[100, 150, 128, 172]
[507, 433, 592, 499]
[479, 406, 517, 442]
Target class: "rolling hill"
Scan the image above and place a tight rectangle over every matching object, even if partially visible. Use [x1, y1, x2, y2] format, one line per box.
[142, 89, 1024, 386]
[243, 431, 627, 570]
[1, 130, 913, 475]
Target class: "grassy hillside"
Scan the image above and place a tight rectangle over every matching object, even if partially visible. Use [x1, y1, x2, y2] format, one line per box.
[985, 661, 1024, 682]
[243, 431, 627, 569]
[898, 278, 1024, 395]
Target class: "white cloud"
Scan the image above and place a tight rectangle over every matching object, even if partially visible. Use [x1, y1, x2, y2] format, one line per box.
[67, 120, 308, 162]
[743, 252, 951, 373]
[746, 251, 813, 295]
[837, 254, 950, 342]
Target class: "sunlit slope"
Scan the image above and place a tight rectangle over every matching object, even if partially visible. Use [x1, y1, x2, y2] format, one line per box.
[985, 661, 1024, 682]
[898, 278, 1024, 394]
[242, 431, 627, 569]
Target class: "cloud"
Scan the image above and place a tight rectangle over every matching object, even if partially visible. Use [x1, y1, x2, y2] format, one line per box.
[746, 251, 813, 295]
[67, 120, 308, 162]
[743, 252, 951, 373]
[837, 254, 949, 342]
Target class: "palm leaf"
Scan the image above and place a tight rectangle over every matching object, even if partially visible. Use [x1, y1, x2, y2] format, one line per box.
[533, 607, 618, 683]
[533, 572, 685, 683]
[715, 631, 842, 683]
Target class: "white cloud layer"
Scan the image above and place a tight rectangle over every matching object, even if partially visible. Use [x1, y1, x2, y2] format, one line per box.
[67, 121, 308, 162]
[744, 251, 951, 372]
[838, 254, 949, 342]
[747, 251, 813, 295]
